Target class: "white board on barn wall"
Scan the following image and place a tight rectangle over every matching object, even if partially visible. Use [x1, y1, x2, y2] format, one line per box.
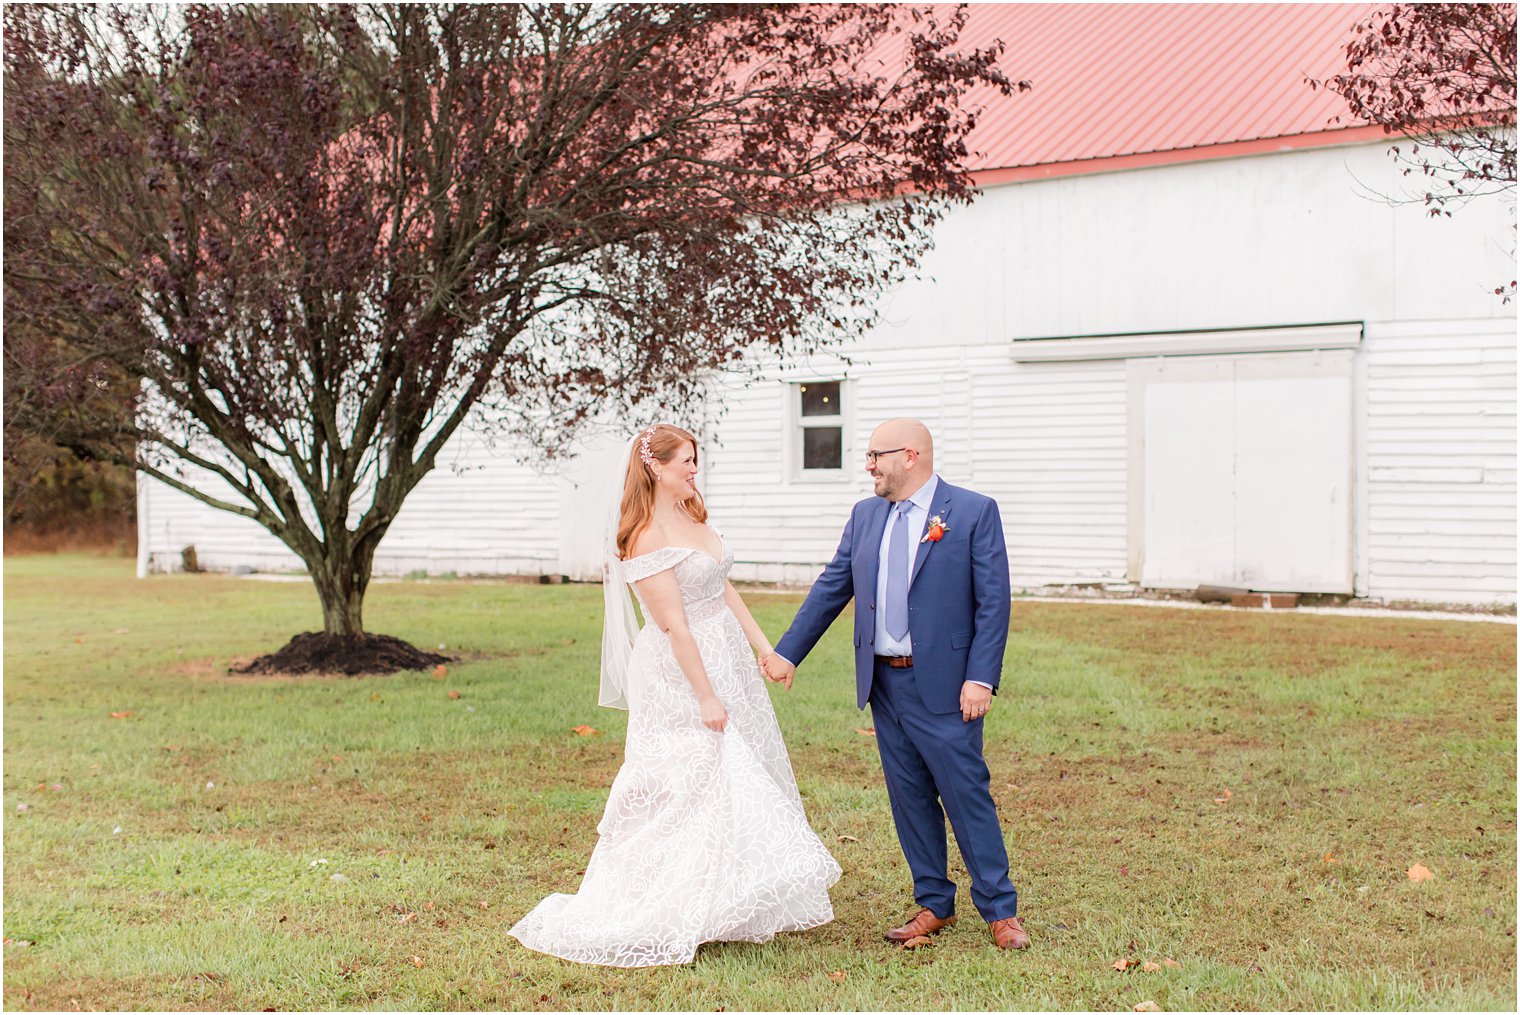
[1129, 350, 1355, 593]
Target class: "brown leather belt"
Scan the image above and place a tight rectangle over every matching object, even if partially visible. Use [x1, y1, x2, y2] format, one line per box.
[875, 654, 914, 669]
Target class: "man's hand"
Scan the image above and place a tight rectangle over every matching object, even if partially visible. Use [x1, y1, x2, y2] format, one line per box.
[960, 681, 993, 722]
[761, 652, 796, 691]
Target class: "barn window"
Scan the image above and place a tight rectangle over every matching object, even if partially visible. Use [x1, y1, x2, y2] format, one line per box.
[795, 380, 843, 474]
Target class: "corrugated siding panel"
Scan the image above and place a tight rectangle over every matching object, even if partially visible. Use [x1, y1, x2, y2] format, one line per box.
[972, 357, 1129, 590]
[141, 429, 560, 576]
[139, 465, 302, 573]
[1362, 319, 1516, 603]
[704, 348, 1129, 593]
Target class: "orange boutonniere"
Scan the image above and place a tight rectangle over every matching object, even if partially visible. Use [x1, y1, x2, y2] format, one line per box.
[921, 515, 948, 543]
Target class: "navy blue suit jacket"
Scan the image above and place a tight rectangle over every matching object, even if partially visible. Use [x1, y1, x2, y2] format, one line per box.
[774, 479, 1012, 715]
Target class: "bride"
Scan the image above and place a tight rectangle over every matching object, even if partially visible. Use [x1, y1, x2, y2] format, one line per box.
[509, 423, 841, 967]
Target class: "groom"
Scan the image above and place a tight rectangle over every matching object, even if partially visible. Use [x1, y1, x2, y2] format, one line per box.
[763, 419, 1029, 951]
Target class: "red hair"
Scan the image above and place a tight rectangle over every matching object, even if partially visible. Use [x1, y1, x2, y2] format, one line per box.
[616, 424, 708, 559]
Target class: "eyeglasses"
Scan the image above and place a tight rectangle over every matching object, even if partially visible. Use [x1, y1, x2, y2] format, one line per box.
[865, 447, 909, 464]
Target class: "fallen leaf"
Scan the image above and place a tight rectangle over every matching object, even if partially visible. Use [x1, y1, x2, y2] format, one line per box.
[424, 901, 435, 911]
[855, 727, 876, 737]
[901, 935, 933, 949]
[409, 955, 424, 968]
[1162, 958, 1181, 968]
[420, 812, 432, 823]
[826, 971, 847, 982]
[570, 725, 602, 737]
[1134, 1002, 1162, 1012]
[432, 665, 447, 680]
[837, 834, 860, 843]
[1407, 863, 1434, 882]
[1142, 961, 1161, 972]
[109, 711, 133, 719]
[448, 690, 461, 700]
[1113, 957, 1138, 971]
[1323, 852, 1339, 864]
[1213, 788, 1232, 804]
[162, 745, 182, 753]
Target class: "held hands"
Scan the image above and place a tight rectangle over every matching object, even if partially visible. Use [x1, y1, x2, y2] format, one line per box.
[699, 695, 728, 733]
[960, 681, 993, 723]
[759, 652, 795, 691]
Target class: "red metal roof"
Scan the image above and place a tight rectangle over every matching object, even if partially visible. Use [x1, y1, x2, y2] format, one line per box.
[904, 3, 1388, 181]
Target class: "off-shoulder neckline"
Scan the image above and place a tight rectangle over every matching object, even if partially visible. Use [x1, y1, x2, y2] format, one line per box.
[624, 530, 727, 566]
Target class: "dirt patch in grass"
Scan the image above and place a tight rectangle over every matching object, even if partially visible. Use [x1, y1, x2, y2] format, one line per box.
[233, 632, 450, 677]
[4, 972, 234, 1013]
[169, 648, 537, 684]
[156, 744, 626, 855]
[1017, 603, 1516, 668]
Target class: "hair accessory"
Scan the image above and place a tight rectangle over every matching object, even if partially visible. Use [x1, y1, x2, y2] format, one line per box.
[638, 426, 658, 466]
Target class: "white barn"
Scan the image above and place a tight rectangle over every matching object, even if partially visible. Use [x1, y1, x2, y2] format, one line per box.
[139, 4, 1517, 608]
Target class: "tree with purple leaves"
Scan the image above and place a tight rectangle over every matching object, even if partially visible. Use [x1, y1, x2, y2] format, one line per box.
[3, 4, 1019, 672]
[1311, 2, 1516, 298]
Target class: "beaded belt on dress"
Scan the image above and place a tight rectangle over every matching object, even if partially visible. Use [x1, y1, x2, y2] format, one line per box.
[686, 598, 726, 623]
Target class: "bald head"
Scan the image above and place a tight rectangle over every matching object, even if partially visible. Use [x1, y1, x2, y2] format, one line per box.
[867, 418, 934, 501]
[874, 418, 934, 465]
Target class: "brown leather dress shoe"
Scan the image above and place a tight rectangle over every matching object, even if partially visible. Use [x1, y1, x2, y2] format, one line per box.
[989, 916, 1031, 949]
[883, 908, 956, 943]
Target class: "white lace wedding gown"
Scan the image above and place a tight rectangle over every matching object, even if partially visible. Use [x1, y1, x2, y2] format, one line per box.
[509, 538, 841, 967]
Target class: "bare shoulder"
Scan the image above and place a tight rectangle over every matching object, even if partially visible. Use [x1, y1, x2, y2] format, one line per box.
[631, 524, 668, 559]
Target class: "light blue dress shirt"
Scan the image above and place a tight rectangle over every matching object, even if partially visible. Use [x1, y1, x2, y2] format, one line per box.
[872, 474, 992, 692]
[874, 474, 939, 656]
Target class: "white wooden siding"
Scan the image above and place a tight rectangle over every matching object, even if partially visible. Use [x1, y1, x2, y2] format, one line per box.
[139, 139, 1516, 605]
[140, 428, 559, 577]
[1361, 318, 1515, 603]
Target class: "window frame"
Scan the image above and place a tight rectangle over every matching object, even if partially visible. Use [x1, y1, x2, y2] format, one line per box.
[784, 377, 851, 484]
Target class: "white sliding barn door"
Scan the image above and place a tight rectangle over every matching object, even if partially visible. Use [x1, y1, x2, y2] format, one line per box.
[1128, 350, 1354, 593]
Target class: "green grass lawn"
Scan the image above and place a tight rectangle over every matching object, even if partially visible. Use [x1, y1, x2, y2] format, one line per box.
[3, 554, 1515, 1011]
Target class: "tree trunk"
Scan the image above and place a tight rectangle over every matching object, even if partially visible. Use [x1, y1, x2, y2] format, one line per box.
[314, 558, 367, 636]
[235, 529, 446, 676]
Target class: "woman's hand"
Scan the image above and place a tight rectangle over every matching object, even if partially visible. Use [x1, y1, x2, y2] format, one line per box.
[699, 695, 728, 733]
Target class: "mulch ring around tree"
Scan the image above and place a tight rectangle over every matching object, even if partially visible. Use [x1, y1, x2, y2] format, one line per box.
[232, 632, 450, 677]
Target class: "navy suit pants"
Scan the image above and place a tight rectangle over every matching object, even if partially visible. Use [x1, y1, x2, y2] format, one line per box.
[869, 658, 1018, 922]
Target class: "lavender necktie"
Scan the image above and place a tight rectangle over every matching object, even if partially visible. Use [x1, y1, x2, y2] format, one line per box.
[885, 500, 912, 640]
